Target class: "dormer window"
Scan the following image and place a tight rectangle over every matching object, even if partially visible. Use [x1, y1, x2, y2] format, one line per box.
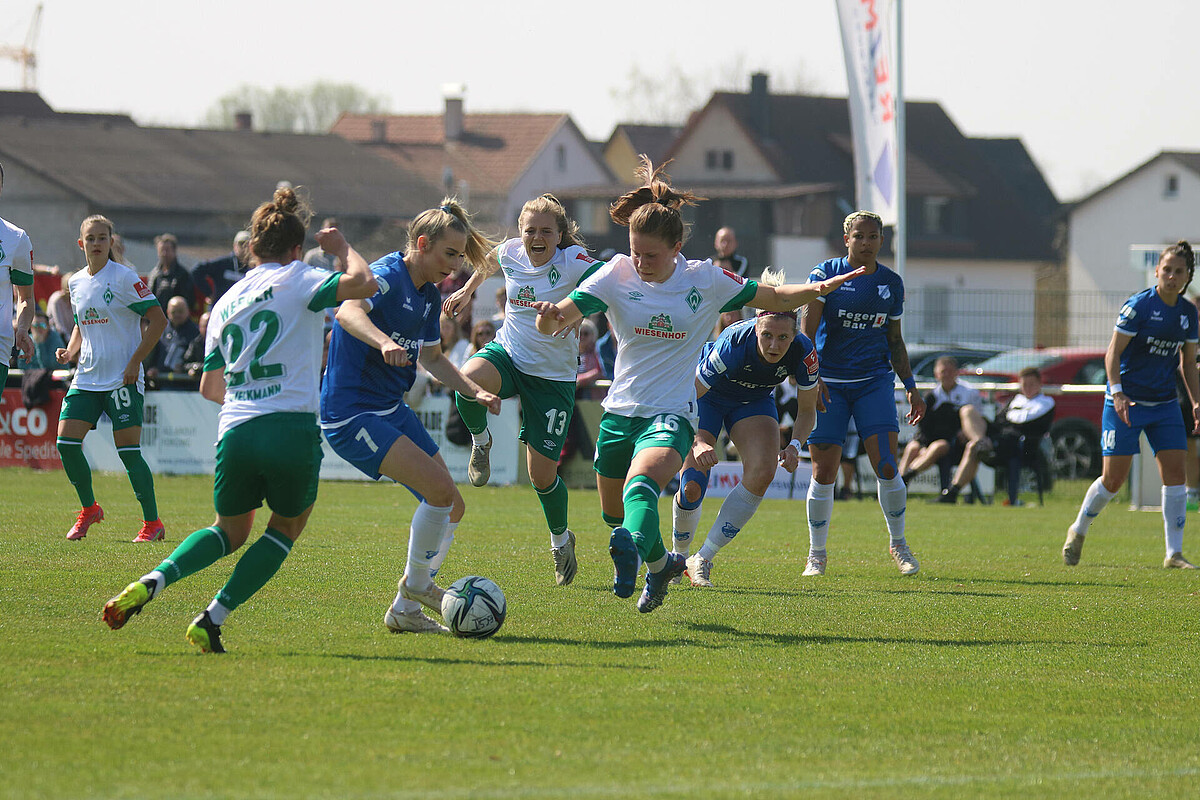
[1165, 174, 1179, 198]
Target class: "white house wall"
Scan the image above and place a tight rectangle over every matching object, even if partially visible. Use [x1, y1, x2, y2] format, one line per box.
[899, 258, 1039, 348]
[504, 125, 613, 236]
[0, 160, 89, 269]
[668, 105, 778, 183]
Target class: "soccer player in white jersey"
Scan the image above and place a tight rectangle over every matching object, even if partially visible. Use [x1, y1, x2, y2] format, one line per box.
[103, 187, 377, 653]
[55, 216, 168, 543]
[442, 194, 604, 586]
[534, 157, 863, 613]
[0, 162, 36, 387]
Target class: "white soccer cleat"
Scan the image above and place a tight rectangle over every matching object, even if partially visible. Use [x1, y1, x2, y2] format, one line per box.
[685, 552, 714, 587]
[399, 575, 446, 615]
[551, 530, 578, 586]
[385, 607, 448, 633]
[802, 552, 827, 577]
[889, 542, 920, 576]
[1062, 529, 1085, 566]
[467, 435, 493, 487]
[1164, 552, 1198, 569]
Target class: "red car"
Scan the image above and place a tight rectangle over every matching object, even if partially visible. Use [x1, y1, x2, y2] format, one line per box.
[967, 348, 1109, 479]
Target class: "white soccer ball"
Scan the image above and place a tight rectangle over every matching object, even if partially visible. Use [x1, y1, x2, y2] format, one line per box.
[441, 576, 506, 639]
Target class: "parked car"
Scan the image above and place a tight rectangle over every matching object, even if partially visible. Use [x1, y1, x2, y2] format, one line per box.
[968, 347, 1108, 479]
[907, 343, 1011, 381]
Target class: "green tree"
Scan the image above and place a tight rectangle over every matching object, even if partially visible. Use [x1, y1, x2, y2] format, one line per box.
[203, 82, 389, 133]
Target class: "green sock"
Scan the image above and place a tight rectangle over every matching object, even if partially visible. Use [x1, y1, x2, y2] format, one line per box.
[603, 511, 625, 529]
[624, 475, 666, 563]
[56, 436, 95, 507]
[156, 526, 231, 587]
[215, 527, 293, 612]
[535, 477, 569, 536]
[117, 446, 158, 520]
[454, 391, 490, 436]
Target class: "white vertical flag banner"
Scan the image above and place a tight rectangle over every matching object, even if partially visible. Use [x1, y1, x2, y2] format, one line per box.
[836, 0, 899, 225]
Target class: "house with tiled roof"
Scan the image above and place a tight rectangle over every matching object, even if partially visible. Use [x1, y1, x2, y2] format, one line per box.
[1064, 151, 1200, 345]
[0, 94, 443, 269]
[603, 124, 683, 185]
[332, 92, 615, 236]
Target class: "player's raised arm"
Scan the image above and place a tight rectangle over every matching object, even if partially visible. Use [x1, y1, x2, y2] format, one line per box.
[534, 299, 582, 336]
[750, 267, 867, 312]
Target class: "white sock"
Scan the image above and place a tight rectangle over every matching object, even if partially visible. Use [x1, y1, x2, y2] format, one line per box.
[429, 521, 458, 578]
[406, 501, 453, 589]
[391, 592, 421, 614]
[1073, 478, 1116, 535]
[807, 479, 836, 552]
[672, 497, 702, 556]
[143, 570, 166, 599]
[550, 529, 570, 549]
[877, 475, 908, 545]
[205, 598, 232, 626]
[471, 429, 491, 447]
[698, 483, 762, 561]
[1163, 484, 1187, 555]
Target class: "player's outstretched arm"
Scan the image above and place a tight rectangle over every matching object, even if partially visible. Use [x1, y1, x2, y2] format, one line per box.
[751, 266, 868, 312]
[418, 344, 501, 414]
[534, 299, 583, 336]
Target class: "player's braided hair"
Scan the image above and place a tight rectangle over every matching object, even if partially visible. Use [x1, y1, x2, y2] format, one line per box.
[406, 197, 500, 272]
[610, 155, 704, 246]
[1162, 240, 1195, 294]
[250, 186, 311, 263]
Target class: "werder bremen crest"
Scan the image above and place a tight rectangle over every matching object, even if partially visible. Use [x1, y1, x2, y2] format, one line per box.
[547, 265, 560, 287]
[685, 287, 702, 312]
[103, 286, 115, 304]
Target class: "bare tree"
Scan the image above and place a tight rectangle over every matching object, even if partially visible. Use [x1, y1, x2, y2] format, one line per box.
[203, 82, 389, 133]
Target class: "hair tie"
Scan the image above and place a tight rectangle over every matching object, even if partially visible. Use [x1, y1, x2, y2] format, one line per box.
[439, 204, 453, 213]
[757, 309, 797, 320]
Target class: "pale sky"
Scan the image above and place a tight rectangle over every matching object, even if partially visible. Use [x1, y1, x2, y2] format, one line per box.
[2, 0, 1196, 201]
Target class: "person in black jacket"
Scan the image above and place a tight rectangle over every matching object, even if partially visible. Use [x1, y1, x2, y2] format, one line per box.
[194, 230, 251, 307]
[147, 233, 196, 314]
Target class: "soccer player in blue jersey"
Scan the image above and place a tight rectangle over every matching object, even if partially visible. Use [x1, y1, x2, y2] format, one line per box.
[321, 200, 502, 633]
[800, 210, 925, 577]
[670, 270, 821, 587]
[1064, 241, 1200, 568]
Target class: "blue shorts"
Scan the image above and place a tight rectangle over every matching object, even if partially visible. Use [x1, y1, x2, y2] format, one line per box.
[697, 392, 778, 439]
[809, 374, 899, 446]
[1101, 398, 1186, 457]
[323, 404, 439, 482]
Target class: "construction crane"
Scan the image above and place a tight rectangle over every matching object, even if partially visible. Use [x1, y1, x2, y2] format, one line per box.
[0, 3, 43, 91]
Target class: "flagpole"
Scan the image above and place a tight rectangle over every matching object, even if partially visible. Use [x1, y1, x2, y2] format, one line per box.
[894, 0, 906, 281]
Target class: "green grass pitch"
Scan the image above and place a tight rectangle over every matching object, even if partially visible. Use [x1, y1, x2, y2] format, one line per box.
[2, 468, 1198, 799]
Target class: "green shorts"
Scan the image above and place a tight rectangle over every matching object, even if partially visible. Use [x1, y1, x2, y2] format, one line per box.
[60, 384, 145, 430]
[214, 413, 323, 517]
[593, 411, 695, 479]
[469, 341, 578, 461]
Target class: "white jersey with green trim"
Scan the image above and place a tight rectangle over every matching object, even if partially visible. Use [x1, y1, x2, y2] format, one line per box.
[205, 260, 340, 439]
[68, 260, 158, 392]
[573, 253, 757, 423]
[0, 215, 34, 356]
[493, 239, 602, 381]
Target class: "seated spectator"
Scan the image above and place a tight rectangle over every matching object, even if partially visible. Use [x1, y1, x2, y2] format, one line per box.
[575, 318, 605, 400]
[46, 272, 75, 341]
[182, 311, 210, 377]
[303, 217, 341, 271]
[985, 367, 1056, 506]
[194, 230, 251, 306]
[490, 285, 507, 327]
[146, 295, 200, 379]
[467, 318, 496, 357]
[595, 314, 617, 380]
[148, 233, 196, 314]
[16, 312, 64, 370]
[898, 355, 988, 502]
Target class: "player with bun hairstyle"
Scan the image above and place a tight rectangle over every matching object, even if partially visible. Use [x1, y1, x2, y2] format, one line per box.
[57, 215, 168, 543]
[442, 194, 605, 586]
[535, 157, 863, 613]
[320, 199, 502, 634]
[1064, 240, 1200, 569]
[103, 187, 378, 652]
[669, 268, 822, 587]
[800, 210, 925, 578]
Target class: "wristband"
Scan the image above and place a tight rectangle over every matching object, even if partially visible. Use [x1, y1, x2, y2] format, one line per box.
[902, 375, 916, 391]
[1110, 383, 1123, 395]
[787, 439, 802, 452]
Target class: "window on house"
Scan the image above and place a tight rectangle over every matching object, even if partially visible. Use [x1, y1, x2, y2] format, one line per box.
[556, 144, 567, 172]
[1165, 174, 1179, 198]
[923, 196, 950, 234]
[924, 285, 950, 333]
[722, 150, 734, 170]
[706, 150, 718, 170]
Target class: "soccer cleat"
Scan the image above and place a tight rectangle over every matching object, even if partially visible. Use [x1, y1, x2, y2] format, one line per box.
[399, 574, 446, 614]
[385, 607, 448, 633]
[551, 530, 578, 586]
[637, 553, 688, 613]
[133, 519, 166, 543]
[609, 527, 639, 598]
[1164, 552, 1198, 569]
[102, 579, 154, 630]
[66, 503, 104, 540]
[467, 435, 493, 487]
[889, 542, 920, 575]
[186, 611, 226, 654]
[685, 552, 714, 587]
[802, 552, 827, 577]
[1062, 529, 1085, 566]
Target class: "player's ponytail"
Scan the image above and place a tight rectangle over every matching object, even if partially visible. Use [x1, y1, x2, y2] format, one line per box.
[250, 186, 311, 263]
[406, 197, 501, 272]
[610, 155, 703, 246]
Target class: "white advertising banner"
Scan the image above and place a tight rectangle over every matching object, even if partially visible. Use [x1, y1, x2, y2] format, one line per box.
[82, 392, 521, 485]
[705, 460, 812, 501]
[836, 0, 899, 225]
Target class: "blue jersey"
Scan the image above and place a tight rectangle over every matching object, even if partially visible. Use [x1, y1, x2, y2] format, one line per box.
[808, 257, 903, 382]
[320, 252, 441, 422]
[1114, 287, 1198, 403]
[697, 318, 819, 401]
